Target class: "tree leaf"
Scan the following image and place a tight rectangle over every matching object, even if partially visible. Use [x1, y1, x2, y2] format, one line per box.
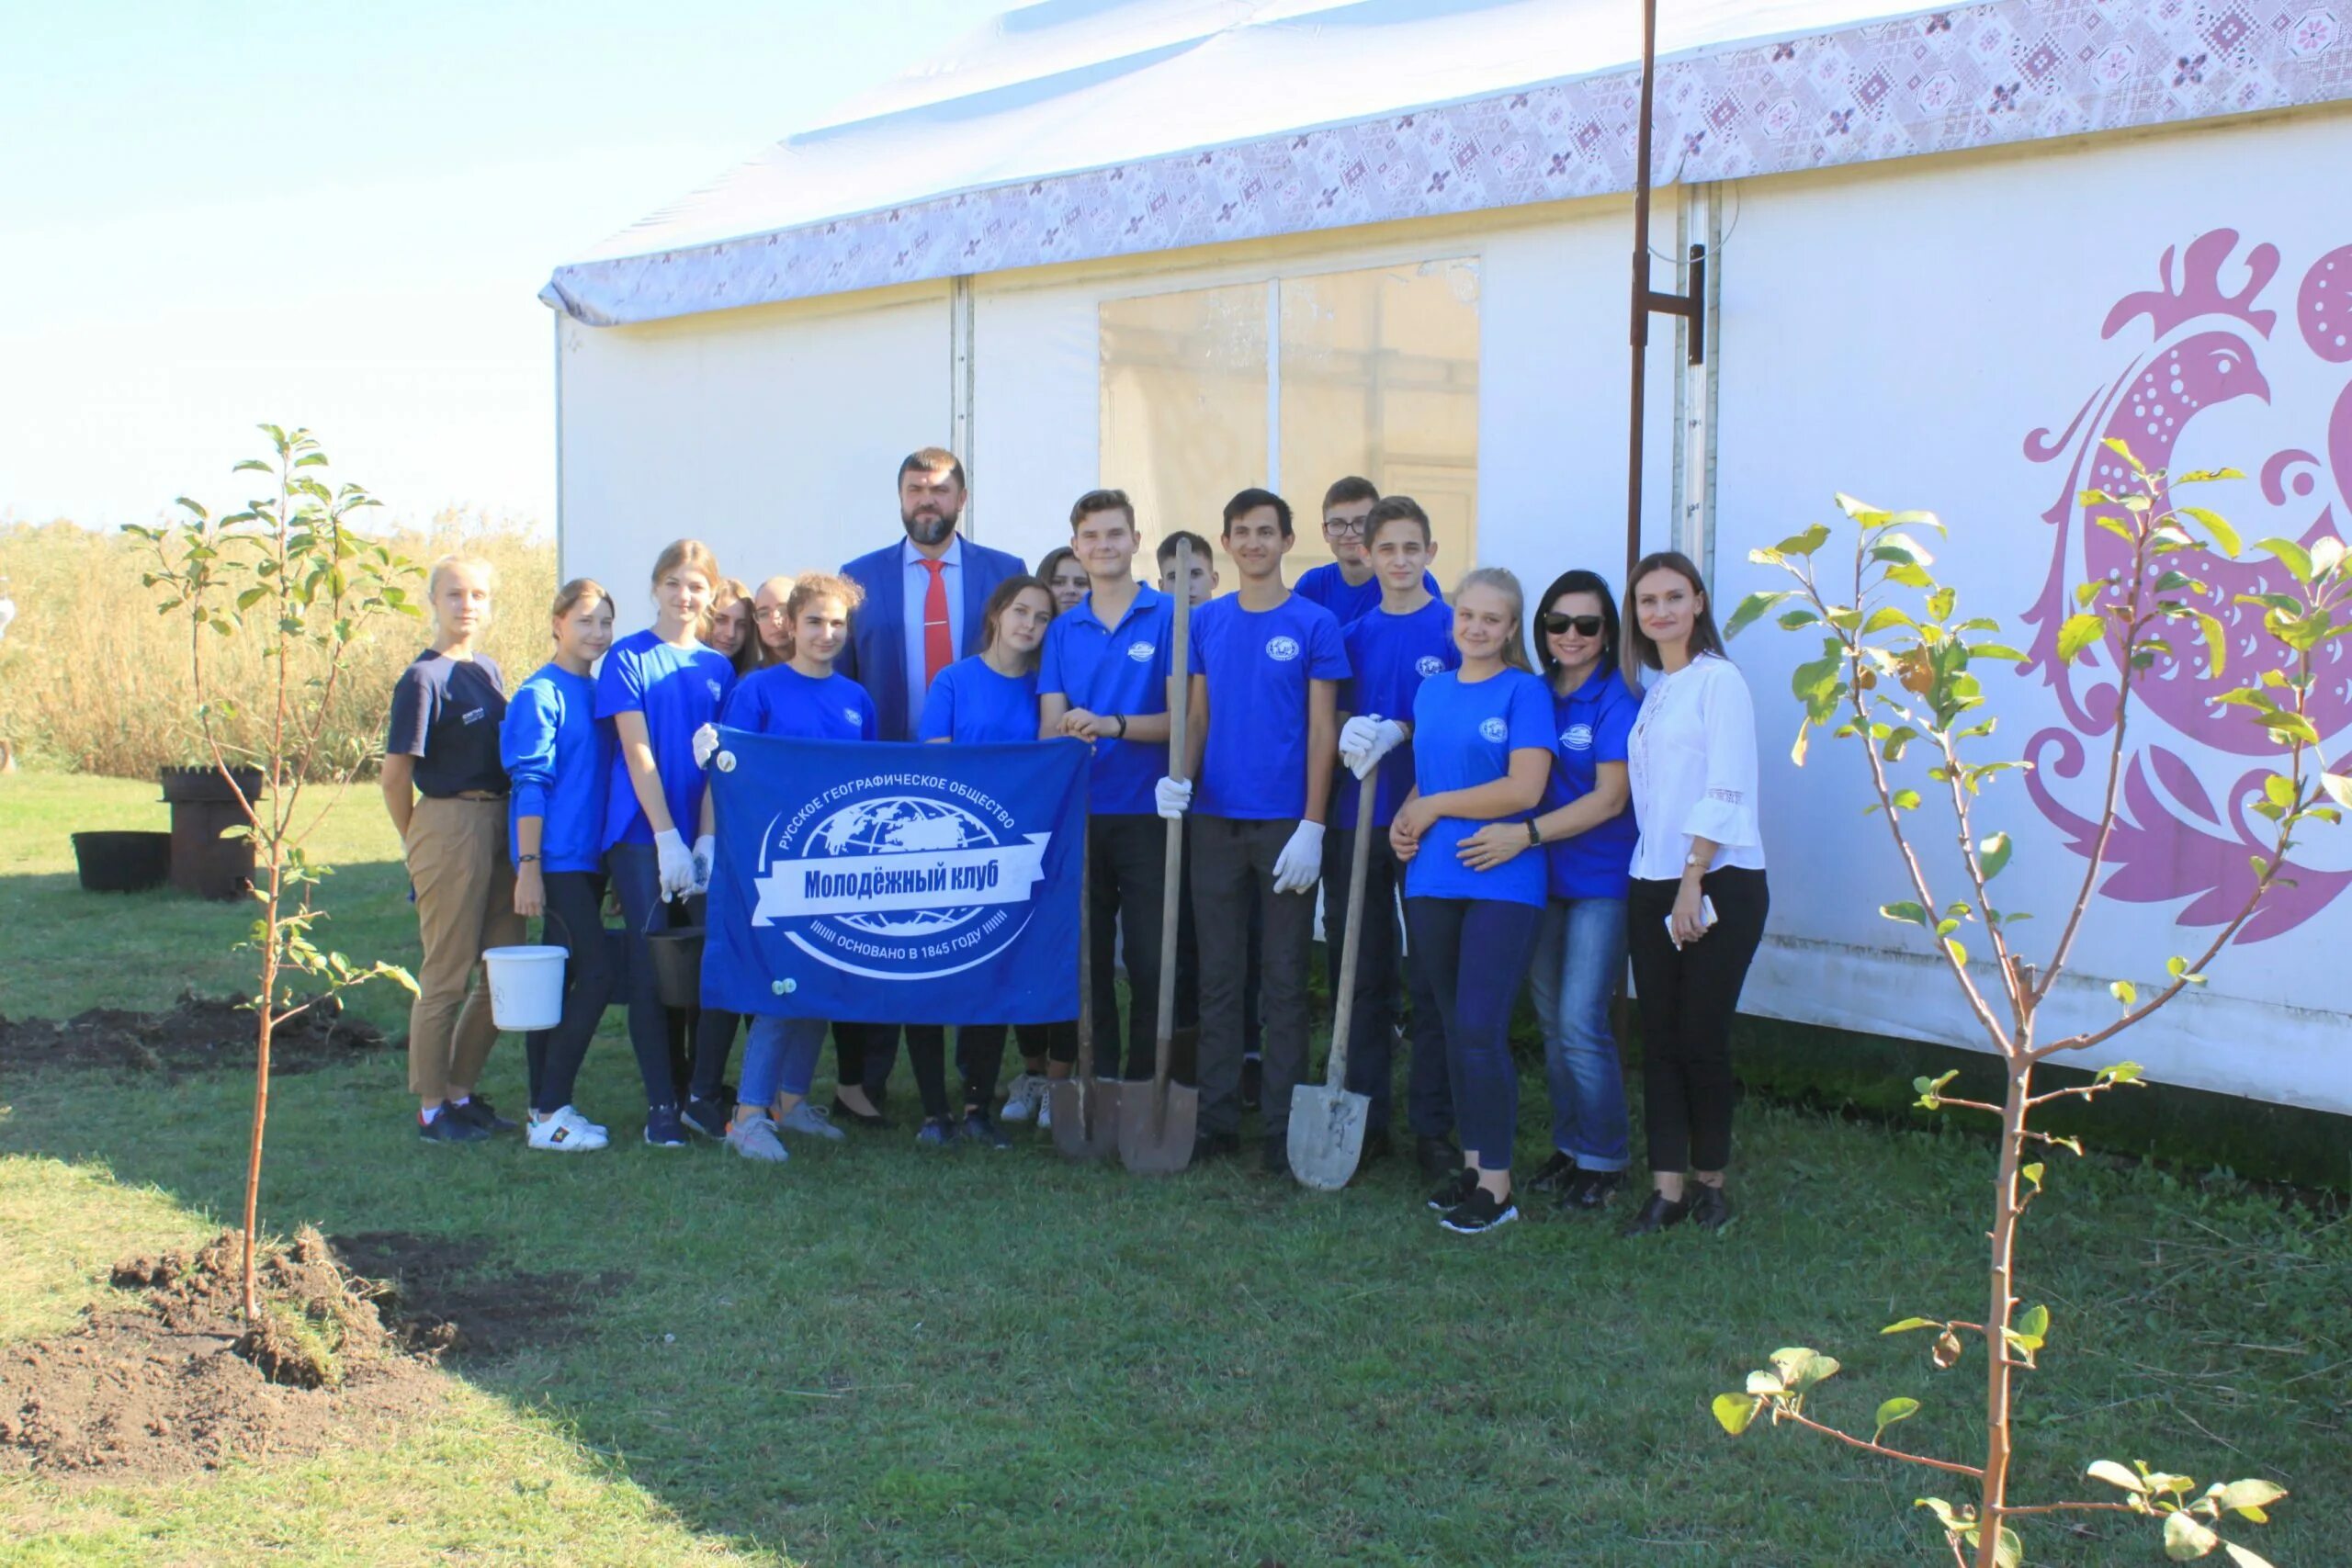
[1881, 901, 1931, 928]
[2222, 1543, 2278, 1568]
[1883, 1317, 1940, 1335]
[1978, 831, 2012, 880]
[1871, 1396, 1920, 1441]
[2165, 1508, 2221, 1558]
[2058, 613, 2106, 661]
[1711, 1393, 1759, 1435]
[2211, 1479, 2287, 1518]
[2256, 536, 2314, 583]
[1775, 522, 1833, 557]
[1724, 590, 1791, 640]
[2110, 979, 2138, 1008]
[2087, 1459, 2149, 1493]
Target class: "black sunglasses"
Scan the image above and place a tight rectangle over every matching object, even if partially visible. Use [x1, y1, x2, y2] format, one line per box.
[1543, 614, 1605, 637]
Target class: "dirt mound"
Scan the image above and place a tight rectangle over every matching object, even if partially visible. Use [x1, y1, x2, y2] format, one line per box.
[334, 1231, 624, 1360]
[0, 1228, 439, 1479]
[0, 991, 390, 1077]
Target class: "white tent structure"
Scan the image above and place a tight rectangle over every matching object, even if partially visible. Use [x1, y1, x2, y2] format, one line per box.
[546, 0, 2352, 1116]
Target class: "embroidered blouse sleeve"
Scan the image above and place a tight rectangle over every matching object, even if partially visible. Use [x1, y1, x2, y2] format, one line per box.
[1681, 660, 1760, 849]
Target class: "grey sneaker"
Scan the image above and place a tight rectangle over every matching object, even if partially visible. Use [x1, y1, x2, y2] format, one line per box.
[999, 1072, 1046, 1122]
[726, 1111, 789, 1164]
[779, 1100, 847, 1142]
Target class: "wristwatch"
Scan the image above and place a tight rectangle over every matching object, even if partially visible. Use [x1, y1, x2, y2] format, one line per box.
[1525, 820, 1543, 847]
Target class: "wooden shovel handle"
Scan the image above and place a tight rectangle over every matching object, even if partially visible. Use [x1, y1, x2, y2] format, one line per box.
[1322, 770, 1379, 1091]
[1150, 538, 1193, 1090]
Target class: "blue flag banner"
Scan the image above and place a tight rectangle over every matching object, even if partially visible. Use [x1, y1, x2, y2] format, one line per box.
[700, 729, 1088, 1024]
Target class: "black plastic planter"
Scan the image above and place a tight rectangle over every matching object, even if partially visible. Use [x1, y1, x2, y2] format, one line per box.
[72, 830, 174, 894]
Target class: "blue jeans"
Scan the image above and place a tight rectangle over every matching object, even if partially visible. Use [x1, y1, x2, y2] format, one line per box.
[741, 1016, 829, 1109]
[1525, 897, 1632, 1171]
[1406, 897, 1543, 1172]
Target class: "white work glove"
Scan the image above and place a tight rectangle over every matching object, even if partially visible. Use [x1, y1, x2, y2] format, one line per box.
[1338, 716, 1406, 780]
[1154, 775, 1193, 820]
[654, 829, 696, 899]
[691, 722, 720, 769]
[1271, 819, 1327, 894]
[692, 834, 717, 894]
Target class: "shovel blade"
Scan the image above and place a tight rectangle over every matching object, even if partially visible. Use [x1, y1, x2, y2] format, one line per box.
[1048, 1079, 1122, 1160]
[1116, 1081, 1199, 1174]
[1287, 1084, 1371, 1190]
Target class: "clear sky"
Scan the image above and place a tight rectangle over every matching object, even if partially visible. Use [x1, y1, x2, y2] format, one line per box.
[0, 0, 1011, 532]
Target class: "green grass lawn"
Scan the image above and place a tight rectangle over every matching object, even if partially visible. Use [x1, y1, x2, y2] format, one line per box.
[3, 771, 2346, 1565]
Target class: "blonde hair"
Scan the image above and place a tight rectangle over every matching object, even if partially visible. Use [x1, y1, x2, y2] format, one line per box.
[549, 577, 610, 622]
[786, 571, 865, 622]
[1454, 567, 1534, 672]
[649, 538, 721, 592]
[427, 553, 496, 601]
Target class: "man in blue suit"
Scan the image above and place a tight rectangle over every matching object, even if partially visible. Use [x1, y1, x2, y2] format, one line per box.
[831, 446, 1027, 1126]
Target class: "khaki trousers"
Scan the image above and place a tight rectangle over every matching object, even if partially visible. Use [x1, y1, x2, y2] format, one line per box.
[404, 796, 524, 1100]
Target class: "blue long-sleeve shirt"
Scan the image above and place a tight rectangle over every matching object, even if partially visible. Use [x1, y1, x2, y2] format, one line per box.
[501, 663, 610, 874]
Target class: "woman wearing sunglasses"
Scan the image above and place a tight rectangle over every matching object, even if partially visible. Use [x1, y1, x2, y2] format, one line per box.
[1458, 573, 1638, 1213]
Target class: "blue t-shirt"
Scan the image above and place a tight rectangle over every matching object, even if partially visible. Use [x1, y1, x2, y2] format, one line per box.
[501, 663, 609, 874]
[1036, 583, 1176, 814]
[723, 664, 878, 742]
[595, 629, 735, 851]
[1187, 592, 1350, 821]
[919, 656, 1040, 745]
[1544, 668, 1641, 901]
[1295, 562, 1443, 627]
[385, 650, 508, 798]
[1334, 598, 1459, 830]
[1404, 667, 1555, 907]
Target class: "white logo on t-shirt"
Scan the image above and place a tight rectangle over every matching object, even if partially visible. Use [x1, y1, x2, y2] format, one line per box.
[1265, 637, 1301, 661]
[459, 706, 485, 725]
[707, 678, 723, 701]
[842, 708, 862, 727]
[1562, 723, 1594, 751]
[1126, 640, 1156, 662]
[1415, 655, 1445, 677]
[1479, 716, 1509, 742]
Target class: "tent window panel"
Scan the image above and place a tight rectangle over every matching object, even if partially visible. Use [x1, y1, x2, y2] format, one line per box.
[1100, 284, 1269, 551]
[1279, 259, 1479, 591]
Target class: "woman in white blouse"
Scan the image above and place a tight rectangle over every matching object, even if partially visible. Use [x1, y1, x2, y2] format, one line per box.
[1620, 550, 1769, 1236]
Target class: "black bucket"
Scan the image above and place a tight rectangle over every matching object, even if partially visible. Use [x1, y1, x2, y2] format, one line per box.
[646, 917, 706, 1010]
[160, 763, 265, 806]
[72, 830, 174, 893]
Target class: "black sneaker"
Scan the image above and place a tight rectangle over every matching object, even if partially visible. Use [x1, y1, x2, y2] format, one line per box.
[1239, 1055, 1261, 1110]
[681, 1095, 732, 1140]
[1425, 1168, 1477, 1212]
[1561, 1170, 1627, 1213]
[1526, 1152, 1577, 1194]
[1690, 1184, 1734, 1232]
[643, 1105, 688, 1148]
[1621, 1190, 1691, 1237]
[1360, 1128, 1393, 1163]
[447, 1095, 516, 1134]
[1415, 1134, 1462, 1179]
[1441, 1189, 1519, 1235]
[961, 1111, 1012, 1149]
[418, 1108, 490, 1144]
[1261, 1135, 1291, 1178]
[1192, 1130, 1241, 1163]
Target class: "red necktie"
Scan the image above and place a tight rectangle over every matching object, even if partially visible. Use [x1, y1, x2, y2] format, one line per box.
[919, 558, 952, 686]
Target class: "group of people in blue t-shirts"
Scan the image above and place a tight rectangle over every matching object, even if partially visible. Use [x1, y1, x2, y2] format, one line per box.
[382, 447, 1770, 1238]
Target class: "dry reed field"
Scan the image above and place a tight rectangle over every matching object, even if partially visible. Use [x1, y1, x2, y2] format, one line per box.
[0, 514, 556, 779]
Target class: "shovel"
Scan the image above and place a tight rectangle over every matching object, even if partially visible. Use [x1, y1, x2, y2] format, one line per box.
[1051, 829, 1120, 1158]
[1119, 544, 1201, 1173]
[1289, 770, 1378, 1190]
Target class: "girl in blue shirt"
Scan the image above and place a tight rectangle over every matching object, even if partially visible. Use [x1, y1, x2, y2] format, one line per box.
[596, 538, 736, 1147]
[912, 574, 1057, 1148]
[713, 573, 878, 1164]
[502, 578, 617, 1152]
[1391, 568, 1555, 1235]
[1459, 570, 1640, 1213]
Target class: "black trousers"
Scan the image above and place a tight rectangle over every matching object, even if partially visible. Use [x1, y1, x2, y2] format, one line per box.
[1085, 814, 1168, 1081]
[525, 870, 616, 1116]
[1624, 867, 1770, 1174]
[1191, 817, 1315, 1137]
[832, 1021, 901, 1100]
[1322, 824, 1451, 1137]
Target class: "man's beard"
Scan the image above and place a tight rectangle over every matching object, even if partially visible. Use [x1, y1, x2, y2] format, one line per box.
[902, 506, 960, 547]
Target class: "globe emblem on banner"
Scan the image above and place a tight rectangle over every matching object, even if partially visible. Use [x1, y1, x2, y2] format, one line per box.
[809, 796, 997, 938]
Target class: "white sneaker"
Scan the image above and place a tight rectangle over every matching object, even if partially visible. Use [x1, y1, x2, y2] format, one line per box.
[726, 1111, 789, 1163]
[1000, 1072, 1046, 1122]
[526, 1105, 608, 1152]
[1035, 1082, 1056, 1132]
[778, 1100, 847, 1142]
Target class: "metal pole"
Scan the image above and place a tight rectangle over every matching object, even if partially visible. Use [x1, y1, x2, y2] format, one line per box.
[1625, 0, 1660, 588]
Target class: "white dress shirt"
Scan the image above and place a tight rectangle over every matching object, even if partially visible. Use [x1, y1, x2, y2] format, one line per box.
[900, 534, 965, 727]
[1627, 651, 1766, 882]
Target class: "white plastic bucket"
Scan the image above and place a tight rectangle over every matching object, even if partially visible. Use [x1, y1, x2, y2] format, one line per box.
[483, 945, 567, 1031]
